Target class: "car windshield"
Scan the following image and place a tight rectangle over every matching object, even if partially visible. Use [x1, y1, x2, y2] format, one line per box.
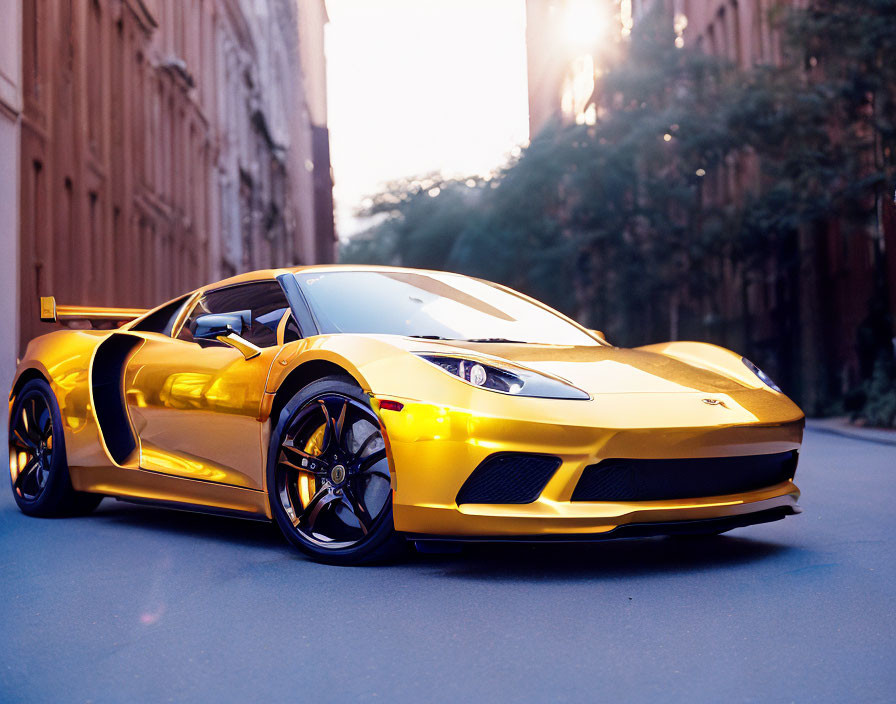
[293, 270, 600, 345]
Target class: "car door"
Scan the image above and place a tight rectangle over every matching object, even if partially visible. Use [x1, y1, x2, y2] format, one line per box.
[123, 280, 297, 490]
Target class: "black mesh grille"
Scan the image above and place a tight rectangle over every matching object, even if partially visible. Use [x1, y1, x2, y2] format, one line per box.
[456, 453, 561, 505]
[571, 451, 798, 502]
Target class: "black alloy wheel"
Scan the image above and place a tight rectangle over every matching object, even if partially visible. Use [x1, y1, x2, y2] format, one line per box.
[8, 378, 103, 516]
[10, 387, 54, 501]
[267, 376, 405, 564]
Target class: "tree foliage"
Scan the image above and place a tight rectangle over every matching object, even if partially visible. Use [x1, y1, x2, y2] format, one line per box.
[341, 1, 896, 423]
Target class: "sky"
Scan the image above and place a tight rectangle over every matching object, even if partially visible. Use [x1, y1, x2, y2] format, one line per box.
[324, 0, 531, 239]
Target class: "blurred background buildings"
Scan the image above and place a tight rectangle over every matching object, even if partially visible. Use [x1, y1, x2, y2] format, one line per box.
[527, 0, 791, 135]
[1, 0, 23, 432]
[2, 0, 336, 405]
[511, 0, 896, 420]
[634, 0, 896, 415]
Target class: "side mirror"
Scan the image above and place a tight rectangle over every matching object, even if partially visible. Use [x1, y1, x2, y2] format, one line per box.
[193, 310, 261, 360]
[589, 329, 610, 344]
[194, 310, 251, 338]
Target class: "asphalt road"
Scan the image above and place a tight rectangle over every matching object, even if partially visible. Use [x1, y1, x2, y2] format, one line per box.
[1, 428, 894, 703]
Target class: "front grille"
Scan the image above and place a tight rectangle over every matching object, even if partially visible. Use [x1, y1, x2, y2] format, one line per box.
[571, 451, 798, 502]
[456, 453, 561, 505]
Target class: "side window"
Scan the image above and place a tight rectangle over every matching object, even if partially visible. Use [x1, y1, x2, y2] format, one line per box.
[283, 314, 301, 344]
[176, 281, 294, 348]
[131, 294, 190, 335]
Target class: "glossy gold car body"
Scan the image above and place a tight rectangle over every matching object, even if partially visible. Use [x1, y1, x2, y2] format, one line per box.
[10, 265, 803, 539]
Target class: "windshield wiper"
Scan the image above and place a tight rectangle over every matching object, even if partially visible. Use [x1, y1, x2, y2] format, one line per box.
[408, 335, 527, 343]
[464, 338, 527, 343]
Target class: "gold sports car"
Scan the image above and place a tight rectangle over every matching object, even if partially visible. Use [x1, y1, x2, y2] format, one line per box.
[9, 266, 803, 564]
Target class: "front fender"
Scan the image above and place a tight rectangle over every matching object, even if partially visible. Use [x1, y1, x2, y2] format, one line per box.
[264, 336, 391, 396]
[635, 341, 766, 390]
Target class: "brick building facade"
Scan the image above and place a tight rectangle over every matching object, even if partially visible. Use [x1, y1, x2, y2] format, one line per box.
[0, 0, 23, 431]
[16, 0, 335, 352]
[526, 0, 611, 137]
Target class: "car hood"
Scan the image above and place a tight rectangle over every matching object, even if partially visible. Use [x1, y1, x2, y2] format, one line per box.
[385, 337, 760, 395]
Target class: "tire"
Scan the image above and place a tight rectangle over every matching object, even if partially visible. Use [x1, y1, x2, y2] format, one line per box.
[267, 375, 407, 565]
[9, 378, 104, 517]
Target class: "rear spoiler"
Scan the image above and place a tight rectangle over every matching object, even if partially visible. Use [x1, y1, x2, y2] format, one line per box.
[39, 296, 148, 325]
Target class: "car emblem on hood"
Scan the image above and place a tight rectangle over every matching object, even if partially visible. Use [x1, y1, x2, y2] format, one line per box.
[702, 398, 727, 407]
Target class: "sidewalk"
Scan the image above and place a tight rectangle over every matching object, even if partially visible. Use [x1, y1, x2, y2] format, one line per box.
[807, 416, 896, 446]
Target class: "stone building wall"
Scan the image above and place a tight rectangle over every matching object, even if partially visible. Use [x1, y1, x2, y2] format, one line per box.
[17, 0, 334, 350]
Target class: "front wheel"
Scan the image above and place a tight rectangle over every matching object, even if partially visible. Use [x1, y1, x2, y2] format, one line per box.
[267, 376, 406, 565]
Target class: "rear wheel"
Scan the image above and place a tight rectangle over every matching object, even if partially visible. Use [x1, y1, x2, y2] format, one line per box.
[8, 378, 103, 517]
[267, 376, 406, 565]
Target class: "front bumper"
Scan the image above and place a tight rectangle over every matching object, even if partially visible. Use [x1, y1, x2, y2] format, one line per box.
[393, 482, 800, 537]
[373, 393, 803, 538]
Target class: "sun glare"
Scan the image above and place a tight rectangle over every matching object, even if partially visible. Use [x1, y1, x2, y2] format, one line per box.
[560, 0, 614, 50]
[326, 0, 530, 238]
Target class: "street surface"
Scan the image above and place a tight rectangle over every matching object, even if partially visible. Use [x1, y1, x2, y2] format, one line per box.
[1, 429, 893, 703]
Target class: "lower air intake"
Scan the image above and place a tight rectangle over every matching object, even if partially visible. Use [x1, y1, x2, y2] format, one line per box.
[456, 453, 562, 505]
[571, 451, 798, 502]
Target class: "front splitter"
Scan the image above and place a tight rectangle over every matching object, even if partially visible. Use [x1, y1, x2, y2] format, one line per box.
[404, 505, 799, 543]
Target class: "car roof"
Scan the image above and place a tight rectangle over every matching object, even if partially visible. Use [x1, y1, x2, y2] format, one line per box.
[123, 265, 487, 335]
[198, 264, 463, 293]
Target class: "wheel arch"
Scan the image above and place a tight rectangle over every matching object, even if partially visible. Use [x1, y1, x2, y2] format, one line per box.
[264, 363, 405, 563]
[10, 329, 110, 410]
[9, 365, 51, 403]
[268, 357, 368, 427]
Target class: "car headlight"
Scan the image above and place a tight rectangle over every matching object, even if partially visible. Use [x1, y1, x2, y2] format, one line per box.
[417, 354, 590, 399]
[742, 357, 782, 392]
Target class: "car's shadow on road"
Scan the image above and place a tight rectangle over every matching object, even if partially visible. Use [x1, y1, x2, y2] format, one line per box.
[413, 535, 797, 581]
[92, 500, 286, 550]
[90, 499, 798, 580]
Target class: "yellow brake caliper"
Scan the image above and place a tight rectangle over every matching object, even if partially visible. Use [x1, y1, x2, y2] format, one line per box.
[298, 423, 327, 508]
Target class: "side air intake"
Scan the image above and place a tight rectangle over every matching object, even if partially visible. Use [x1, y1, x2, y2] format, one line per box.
[91, 334, 143, 465]
[456, 453, 561, 505]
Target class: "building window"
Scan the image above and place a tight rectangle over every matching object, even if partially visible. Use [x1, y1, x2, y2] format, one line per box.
[87, 0, 104, 156]
[88, 191, 100, 293]
[24, 0, 47, 105]
[30, 161, 44, 291]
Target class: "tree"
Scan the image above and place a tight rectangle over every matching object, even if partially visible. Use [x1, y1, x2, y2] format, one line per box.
[341, 0, 896, 424]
